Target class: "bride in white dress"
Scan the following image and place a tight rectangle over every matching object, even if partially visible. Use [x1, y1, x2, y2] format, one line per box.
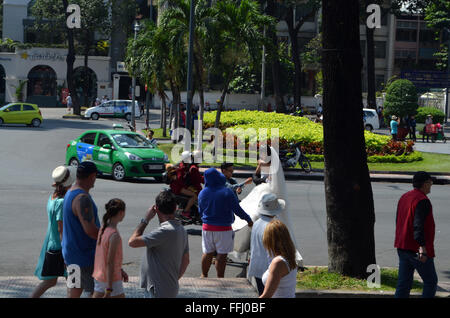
[231, 146, 304, 267]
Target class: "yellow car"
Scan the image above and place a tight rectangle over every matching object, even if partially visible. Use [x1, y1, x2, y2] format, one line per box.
[0, 103, 43, 127]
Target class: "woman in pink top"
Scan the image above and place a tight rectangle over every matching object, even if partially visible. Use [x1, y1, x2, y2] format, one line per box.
[93, 199, 128, 298]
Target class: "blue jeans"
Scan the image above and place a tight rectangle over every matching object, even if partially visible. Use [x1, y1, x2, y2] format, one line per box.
[395, 249, 438, 298]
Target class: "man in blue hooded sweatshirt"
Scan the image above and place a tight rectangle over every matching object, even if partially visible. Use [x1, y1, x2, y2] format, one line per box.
[199, 168, 253, 278]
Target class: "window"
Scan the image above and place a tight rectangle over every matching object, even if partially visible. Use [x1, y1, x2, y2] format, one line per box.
[374, 41, 386, 58]
[23, 105, 35, 111]
[97, 134, 112, 148]
[396, 29, 417, 42]
[364, 110, 375, 118]
[80, 133, 97, 145]
[7, 104, 21, 112]
[111, 133, 152, 148]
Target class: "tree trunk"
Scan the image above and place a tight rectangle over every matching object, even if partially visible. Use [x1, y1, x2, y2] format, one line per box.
[322, 0, 376, 279]
[266, 0, 286, 113]
[214, 78, 231, 129]
[63, 0, 79, 115]
[161, 93, 167, 137]
[366, 26, 377, 110]
[84, 41, 90, 108]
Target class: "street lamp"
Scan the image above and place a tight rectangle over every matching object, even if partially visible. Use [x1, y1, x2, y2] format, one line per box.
[131, 20, 141, 131]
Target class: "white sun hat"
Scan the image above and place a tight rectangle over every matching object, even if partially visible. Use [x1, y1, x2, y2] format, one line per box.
[52, 165, 77, 187]
[256, 193, 286, 217]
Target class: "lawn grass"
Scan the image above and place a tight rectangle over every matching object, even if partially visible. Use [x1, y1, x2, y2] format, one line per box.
[311, 152, 450, 173]
[297, 267, 423, 292]
[142, 128, 171, 140]
[157, 142, 450, 173]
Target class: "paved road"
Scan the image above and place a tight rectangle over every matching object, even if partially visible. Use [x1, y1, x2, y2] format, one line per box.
[1, 109, 449, 285]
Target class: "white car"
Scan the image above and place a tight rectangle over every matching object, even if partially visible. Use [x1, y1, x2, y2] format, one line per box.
[363, 108, 380, 132]
[84, 100, 141, 121]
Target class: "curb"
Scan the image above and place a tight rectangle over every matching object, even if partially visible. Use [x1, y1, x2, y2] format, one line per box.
[294, 289, 450, 298]
[198, 167, 450, 185]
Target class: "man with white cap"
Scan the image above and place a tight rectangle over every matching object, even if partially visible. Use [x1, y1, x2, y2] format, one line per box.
[248, 193, 285, 295]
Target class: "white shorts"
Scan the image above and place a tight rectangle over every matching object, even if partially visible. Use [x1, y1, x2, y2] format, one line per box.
[94, 279, 124, 297]
[202, 230, 234, 254]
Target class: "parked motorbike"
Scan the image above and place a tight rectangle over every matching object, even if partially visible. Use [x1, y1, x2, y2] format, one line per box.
[279, 142, 312, 173]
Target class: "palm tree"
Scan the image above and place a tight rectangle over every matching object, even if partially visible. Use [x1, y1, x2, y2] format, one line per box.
[159, 0, 216, 126]
[212, 0, 273, 128]
[126, 21, 185, 136]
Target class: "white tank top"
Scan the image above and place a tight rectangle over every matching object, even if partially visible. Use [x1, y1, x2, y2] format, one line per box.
[262, 255, 297, 298]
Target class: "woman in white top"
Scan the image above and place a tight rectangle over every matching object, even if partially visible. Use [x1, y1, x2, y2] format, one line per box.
[260, 219, 297, 298]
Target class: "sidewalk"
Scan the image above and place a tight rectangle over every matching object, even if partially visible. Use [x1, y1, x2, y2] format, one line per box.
[0, 276, 258, 298]
[1, 275, 448, 298]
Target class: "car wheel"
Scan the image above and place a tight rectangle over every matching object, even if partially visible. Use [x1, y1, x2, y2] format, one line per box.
[91, 113, 100, 120]
[0, 118, 3, 125]
[69, 157, 79, 168]
[31, 118, 41, 127]
[125, 113, 131, 122]
[112, 163, 126, 181]
[365, 124, 373, 132]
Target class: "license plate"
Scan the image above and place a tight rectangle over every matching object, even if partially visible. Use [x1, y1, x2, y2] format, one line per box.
[147, 165, 163, 170]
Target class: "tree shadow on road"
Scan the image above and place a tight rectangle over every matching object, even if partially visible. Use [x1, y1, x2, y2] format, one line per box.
[0, 118, 114, 132]
[97, 174, 162, 184]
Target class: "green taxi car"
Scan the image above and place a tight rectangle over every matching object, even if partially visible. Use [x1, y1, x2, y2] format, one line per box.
[0, 103, 43, 127]
[66, 126, 169, 181]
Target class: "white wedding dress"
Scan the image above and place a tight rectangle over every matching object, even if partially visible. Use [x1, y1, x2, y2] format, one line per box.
[231, 147, 304, 267]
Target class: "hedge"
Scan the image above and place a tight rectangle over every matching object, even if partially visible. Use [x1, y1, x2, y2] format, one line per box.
[415, 107, 446, 124]
[202, 111, 422, 163]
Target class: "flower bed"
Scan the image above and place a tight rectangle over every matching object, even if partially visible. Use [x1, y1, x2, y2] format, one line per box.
[203, 110, 421, 162]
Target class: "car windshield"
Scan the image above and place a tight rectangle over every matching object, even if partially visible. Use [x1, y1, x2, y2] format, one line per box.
[0, 103, 15, 111]
[111, 133, 154, 148]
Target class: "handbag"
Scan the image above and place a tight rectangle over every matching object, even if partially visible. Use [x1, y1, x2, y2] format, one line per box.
[41, 249, 65, 277]
[41, 205, 65, 277]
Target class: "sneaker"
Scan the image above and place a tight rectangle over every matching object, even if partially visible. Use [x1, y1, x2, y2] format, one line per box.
[179, 212, 192, 222]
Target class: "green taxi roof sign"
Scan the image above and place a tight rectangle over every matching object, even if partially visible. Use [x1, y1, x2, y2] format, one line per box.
[113, 124, 125, 129]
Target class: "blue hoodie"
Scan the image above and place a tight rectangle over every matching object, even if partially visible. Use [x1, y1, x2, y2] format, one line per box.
[199, 168, 252, 227]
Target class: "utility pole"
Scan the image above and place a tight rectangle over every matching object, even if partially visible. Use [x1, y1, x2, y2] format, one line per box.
[145, 0, 154, 130]
[131, 21, 140, 131]
[185, 0, 195, 143]
[445, 28, 450, 124]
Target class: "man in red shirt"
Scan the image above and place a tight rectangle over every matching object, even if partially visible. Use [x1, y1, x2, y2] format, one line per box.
[394, 171, 437, 298]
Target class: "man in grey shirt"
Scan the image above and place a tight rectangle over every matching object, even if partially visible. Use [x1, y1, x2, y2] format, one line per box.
[129, 190, 189, 298]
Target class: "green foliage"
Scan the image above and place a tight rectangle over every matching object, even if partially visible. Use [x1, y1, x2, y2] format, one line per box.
[13, 80, 28, 102]
[202, 110, 418, 162]
[415, 107, 446, 123]
[301, 32, 322, 71]
[228, 65, 259, 94]
[383, 79, 419, 123]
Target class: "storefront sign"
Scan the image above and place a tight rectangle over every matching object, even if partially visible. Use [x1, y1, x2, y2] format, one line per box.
[21, 51, 66, 62]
